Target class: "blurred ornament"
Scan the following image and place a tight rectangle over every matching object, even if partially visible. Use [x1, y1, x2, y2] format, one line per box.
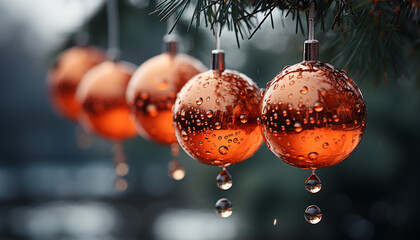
[126, 36, 207, 145]
[76, 61, 137, 141]
[47, 46, 106, 121]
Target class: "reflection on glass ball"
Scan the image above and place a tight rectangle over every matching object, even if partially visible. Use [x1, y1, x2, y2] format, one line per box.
[76, 61, 137, 141]
[173, 70, 263, 167]
[126, 53, 206, 145]
[261, 61, 367, 169]
[47, 46, 106, 121]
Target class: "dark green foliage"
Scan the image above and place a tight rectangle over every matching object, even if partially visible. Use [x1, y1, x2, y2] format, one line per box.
[153, 0, 420, 84]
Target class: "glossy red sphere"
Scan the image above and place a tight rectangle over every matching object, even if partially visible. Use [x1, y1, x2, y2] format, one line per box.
[261, 61, 367, 169]
[173, 70, 263, 167]
[76, 61, 137, 141]
[126, 53, 207, 145]
[47, 46, 107, 121]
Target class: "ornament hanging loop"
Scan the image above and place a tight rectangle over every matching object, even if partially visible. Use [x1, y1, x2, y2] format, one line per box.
[211, 50, 225, 72]
[303, 2, 319, 62]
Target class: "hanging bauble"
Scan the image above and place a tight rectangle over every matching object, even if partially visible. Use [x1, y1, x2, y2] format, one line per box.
[76, 60, 137, 141]
[47, 46, 107, 121]
[126, 38, 207, 145]
[173, 50, 263, 167]
[261, 40, 367, 171]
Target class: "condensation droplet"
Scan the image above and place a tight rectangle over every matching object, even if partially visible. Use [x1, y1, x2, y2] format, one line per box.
[206, 110, 213, 118]
[181, 130, 189, 141]
[308, 152, 318, 160]
[314, 102, 324, 112]
[146, 104, 158, 117]
[304, 205, 322, 224]
[322, 142, 329, 149]
[219, 146, 229, 155]
[300, 86, 308, 94]
[294, 122, 303, 133]
[240, 114, 248, 123]
[196, 97, 203, 105]
[215, 198, 233, 218]
[333, 114, 339, 122]
[216, 167, 233, 190]
[215, 122, 222, 129]
[305, 170, 321, 193]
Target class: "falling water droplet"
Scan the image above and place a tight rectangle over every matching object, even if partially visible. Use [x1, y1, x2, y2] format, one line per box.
[314, 102, 324, 112]
[215, 198, 233, 218]
[305, 170, 322, 193]
[196, 97, 203, 105]
[300, 86, 308, 94]
[216, 167, 233, 190]
[219, 146, 229, 155]
[304, 205, 322, 224]
[240, 114, 248, 123]
[168, 160, 185, 181]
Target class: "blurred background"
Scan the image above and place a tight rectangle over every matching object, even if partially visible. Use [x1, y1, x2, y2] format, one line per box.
[0, 0, 419, 239]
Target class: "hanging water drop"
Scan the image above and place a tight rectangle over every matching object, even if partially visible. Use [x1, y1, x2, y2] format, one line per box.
[304, 205, 322, 224]
[216, 167, 233, 190]
[168, 159, 185, 181]
[215, 198, 233, 218]
[305, 170, 322, 194]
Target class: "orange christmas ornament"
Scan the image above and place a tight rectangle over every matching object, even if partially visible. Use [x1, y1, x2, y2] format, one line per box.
[47, 46, 107, 121]
[173, 50, 263, 168]
[261, 3, 367, 199]
[76, 60, 137, 141]
[126, 37, 207, 145]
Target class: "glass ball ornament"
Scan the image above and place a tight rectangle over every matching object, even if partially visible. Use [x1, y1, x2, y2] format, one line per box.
[126, 47, 207, 145]
[261, 61, 367, 170]
[173, 51, 263, 167]
[47, 46, 107, 121]
[76, 60, 137, 141]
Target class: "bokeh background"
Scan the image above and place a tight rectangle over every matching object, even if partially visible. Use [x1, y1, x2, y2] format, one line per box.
[0, 0, 419, 239]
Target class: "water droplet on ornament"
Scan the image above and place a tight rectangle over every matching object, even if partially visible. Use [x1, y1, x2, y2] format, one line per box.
[322, 142, 329, 149]
[290, 80, 295, 86]
[206, 110, 213, 118]
[314, 102, 324, 112]
[196, 97, 203, 105]
[305, 170, 321, 193]
[168, 160, 185, 181]
[215, 198, 233, 218]
[300, 86, 308, 94]
[294, 122, 303, 132]
[308, 152, 318, 160]
[215, 122, 222, 129]
[219, 146, 229, 155]
[181, 130, 189, 141]
[203, 82, 209, 88]
[240, 114, 248, 123]
[304, 205, 322, 224]
[288, 93, 293, 99]
[146, 104, 158, 117]
[216, 167, 232, 190]
[285, 119, 291, 125]
[333, 114, 339, 122]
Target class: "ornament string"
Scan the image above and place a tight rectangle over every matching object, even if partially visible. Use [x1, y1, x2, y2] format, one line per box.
[308, 2, 315, 41]
[213, 3, 221, 50]
[76, 0, 89, 46]
[107, 0, 120, 61]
